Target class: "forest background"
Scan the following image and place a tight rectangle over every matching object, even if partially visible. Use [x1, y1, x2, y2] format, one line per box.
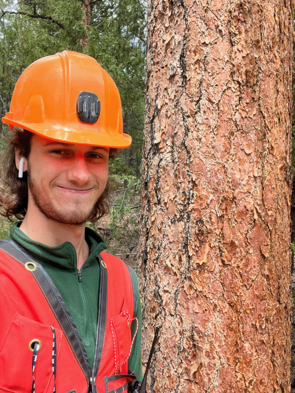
[0, 0, 294, 387]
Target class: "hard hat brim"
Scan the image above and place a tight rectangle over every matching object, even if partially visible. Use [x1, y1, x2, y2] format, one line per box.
[2, 118, 132, 149]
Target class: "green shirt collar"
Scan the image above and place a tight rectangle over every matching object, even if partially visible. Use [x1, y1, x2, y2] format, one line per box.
[10, 222, 107, 271]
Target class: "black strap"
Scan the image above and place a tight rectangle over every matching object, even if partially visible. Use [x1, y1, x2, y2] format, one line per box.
[105, 374, 135, 393]
[107, 374, 136, 383]
[136, 327, 160, 393]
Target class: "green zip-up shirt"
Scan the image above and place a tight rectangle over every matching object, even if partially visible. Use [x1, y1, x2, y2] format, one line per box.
[9, 223, 143, 380]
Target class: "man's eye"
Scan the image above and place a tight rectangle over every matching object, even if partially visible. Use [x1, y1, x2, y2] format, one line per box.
[51, 150, 68, 155]
[88, 153, 106, 160]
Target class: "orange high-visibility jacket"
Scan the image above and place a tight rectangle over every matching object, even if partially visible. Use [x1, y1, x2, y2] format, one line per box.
[0, 239, 137, 393]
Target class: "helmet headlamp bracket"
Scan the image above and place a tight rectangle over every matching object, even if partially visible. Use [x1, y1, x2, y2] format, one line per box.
[76, 91, 100, 124]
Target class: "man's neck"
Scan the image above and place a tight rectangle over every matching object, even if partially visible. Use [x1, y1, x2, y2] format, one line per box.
[20, 212, 89, 270]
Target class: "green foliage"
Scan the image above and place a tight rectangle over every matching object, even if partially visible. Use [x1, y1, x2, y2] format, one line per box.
[107, 172, 140, 255]
[0, 216, 17, 239]
[109, 157, 136, 177]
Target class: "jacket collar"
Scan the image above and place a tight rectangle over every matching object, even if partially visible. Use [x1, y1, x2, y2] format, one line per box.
[10, 222, 107, 271]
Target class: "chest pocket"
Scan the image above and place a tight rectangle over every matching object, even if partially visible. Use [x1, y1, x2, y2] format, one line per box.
[111, 311, 132, 372]
[0, 313, 62, 393]
[110, 296, 139, 376]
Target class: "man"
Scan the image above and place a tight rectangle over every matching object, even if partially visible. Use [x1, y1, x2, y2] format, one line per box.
[0, 51, 142, 393]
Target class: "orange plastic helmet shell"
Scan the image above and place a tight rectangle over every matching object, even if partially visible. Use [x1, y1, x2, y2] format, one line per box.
[2, 51, 132, 148]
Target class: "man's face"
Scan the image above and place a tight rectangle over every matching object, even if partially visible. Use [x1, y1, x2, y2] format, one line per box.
[24, 134, 109, 226]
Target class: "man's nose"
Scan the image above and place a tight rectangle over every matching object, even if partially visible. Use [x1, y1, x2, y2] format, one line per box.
[67, 152, 91, 184]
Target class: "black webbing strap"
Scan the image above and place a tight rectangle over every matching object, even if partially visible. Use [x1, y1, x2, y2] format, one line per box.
[136, 327, 160, 393]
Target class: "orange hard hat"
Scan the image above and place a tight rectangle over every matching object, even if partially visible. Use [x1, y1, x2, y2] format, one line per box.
[2, 51, 131, 148]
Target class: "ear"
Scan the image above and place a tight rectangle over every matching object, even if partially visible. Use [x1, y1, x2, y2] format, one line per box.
[15, 150, 27, 173]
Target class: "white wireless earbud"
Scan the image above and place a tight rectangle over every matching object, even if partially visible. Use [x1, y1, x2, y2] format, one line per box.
[18, 157, 24, 178]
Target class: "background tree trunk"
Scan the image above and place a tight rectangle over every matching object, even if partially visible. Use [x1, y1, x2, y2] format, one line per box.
[138, 1, 293, 392]
[80, 0, 92, 46]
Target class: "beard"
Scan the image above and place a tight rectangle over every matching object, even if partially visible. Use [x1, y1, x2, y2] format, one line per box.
[27, 172, 104, 226]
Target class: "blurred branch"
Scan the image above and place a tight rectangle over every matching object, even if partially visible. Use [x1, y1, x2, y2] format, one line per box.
[134, 33, 146, 44]
[89, 0, 102, 5]
[0, 9, 65, 29]
[0, 95, 7, 113]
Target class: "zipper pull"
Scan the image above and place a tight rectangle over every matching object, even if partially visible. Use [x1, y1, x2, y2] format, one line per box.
[89, 377, 96, 393]
[78, 270, 82, 282]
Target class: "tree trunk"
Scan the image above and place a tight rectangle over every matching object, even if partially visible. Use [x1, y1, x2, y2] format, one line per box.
[138, 1, 293, 392]
[80, 0, 91, 46]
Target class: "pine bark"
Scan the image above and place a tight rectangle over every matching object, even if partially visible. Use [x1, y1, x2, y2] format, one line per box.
[138, 1, 293, 392]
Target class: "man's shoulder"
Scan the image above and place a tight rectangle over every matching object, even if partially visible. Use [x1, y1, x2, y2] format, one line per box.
[100, 250, 125, 267]
[100, 251, 133, 275]
[0, 238, 21, 267]
[100, 251, 138, 278]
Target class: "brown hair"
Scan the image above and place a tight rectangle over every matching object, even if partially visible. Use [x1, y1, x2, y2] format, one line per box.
[0, 128, 116, 221]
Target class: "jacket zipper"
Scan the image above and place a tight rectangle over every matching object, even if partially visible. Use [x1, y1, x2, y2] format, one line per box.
[91, 257, 107, 393]
[89, 377, 96, 392]
[77, 267, 93, 392]
[78, 258, 106, 393]
[91, 292, 101, 392]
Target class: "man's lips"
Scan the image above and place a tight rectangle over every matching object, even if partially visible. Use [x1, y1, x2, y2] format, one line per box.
[57, 186, 93, 194]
